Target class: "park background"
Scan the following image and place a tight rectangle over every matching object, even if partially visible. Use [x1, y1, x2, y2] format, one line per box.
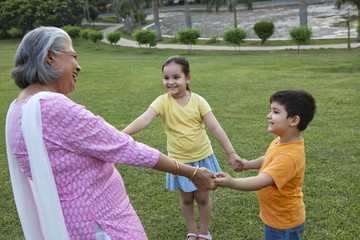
[1, 0, 359, 239]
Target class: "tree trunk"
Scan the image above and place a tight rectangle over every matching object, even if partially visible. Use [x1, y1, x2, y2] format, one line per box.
[299, 0, 307, 26]
[234, 8, 237, 28]
[130, 9, 136, 28]
[347, 7, 351, 50]
[357, 6, 360, 42]
[152, 0, 163, 41]
[125, 15, 132, 35]
[185, 0, 192, 29]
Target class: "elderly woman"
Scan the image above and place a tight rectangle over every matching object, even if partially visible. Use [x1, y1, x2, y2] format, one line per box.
[5, 26, 216, 240]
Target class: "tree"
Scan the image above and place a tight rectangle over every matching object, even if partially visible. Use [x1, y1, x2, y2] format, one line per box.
[335, 0, 360, 42]
[253, 21, 274, 45]
[202, 0, 252, 28]
[177, 28, 201, 54]
[152, 0, 163, 41]
[289, 25, 312, 53]
[299, 0, 307, 26]
[117, 0, 134, 34]
[223, 28, 247, 52]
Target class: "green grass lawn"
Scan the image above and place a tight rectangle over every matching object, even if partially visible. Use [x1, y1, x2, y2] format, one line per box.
[1, 39, 359, 239]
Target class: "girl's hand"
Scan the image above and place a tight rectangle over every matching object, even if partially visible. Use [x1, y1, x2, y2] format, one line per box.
[214, 172, 233, 188]
[191, 167, 217, 190]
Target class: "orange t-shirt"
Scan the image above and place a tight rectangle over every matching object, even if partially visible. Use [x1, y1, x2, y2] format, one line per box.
[256, 137, 306, 229]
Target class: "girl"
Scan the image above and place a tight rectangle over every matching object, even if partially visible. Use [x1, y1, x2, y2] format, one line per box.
[122, 56, 241, 240]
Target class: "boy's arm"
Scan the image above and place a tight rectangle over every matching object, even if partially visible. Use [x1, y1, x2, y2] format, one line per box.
[215, 171, 274, 191]
[240, 156, 265, 171]
[202, 111, 242, 170]
[122, 107, 158, 135]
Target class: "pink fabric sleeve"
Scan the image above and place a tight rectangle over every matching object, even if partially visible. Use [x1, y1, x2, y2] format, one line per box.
[40, 97, 159, 168]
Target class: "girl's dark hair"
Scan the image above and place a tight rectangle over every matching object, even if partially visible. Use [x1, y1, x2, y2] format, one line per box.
[162, 56, 190, 91]
[270, 90, 316, 131]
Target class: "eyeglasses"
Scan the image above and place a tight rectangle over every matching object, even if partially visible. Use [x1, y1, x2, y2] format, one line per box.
[59, 50, 79, 62]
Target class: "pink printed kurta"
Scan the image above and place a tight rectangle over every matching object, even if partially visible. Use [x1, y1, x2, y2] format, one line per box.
[7, 95, 159, 240]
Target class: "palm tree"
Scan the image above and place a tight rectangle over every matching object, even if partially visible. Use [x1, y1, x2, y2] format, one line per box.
[185, 0, 192, 28]
[202, 0, 252, 28]
[152, 0, 163, 41]
[335, 0, 360, 41]
[299, 0, 307, 26]
[117, 0, 134, 34]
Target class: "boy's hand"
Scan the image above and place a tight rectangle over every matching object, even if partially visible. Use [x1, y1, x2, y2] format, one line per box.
[214, 171, 233, 188]
[228, 153, 243, 172]
[238, 158, 250, 171]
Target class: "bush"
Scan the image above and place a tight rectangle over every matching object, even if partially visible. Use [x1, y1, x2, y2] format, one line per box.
[106, 31, 121, 45]
[89, 30, 104, 44]
[177, 28, 201, 54]
[62, 26, 81, 39]
[134, 29, 157, 51]
[223, 28, 247, 51]
[8, 27, 22, 38]
[80, 28, 91, 40]
[207, 34, 219, 44]
[289, 25, 313, 53]
[98, 15, 117, 23]
[253, 21, 274, 45]
[134, 12, 147, 23]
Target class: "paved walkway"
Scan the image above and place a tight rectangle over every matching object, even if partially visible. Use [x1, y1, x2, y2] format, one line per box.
[97, 23, 359, 51]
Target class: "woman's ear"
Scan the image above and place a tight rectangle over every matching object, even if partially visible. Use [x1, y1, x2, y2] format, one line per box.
[290, 115, 300, 127]
[45, 50, 55, 65]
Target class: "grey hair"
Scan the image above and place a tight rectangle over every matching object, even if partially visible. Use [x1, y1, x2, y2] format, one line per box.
[11, 26, 72, 89]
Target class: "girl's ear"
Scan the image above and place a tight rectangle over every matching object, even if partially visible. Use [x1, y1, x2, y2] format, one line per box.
[290, 115, 300, 127]
[45, 50, 55, 65]
[186, 74, 191, 83]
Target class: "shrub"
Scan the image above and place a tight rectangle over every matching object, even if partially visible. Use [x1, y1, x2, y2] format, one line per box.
[106, 31, 121, 45]
[207, 34, 219, 44]
[8, 27, 23, 38]
[134, 12, 147, 23]
[98, 15, 117, 23]
[62, 26, 81, 39]
[223, 28, 247, 51]
[289, 25, 313, 53]
[253, 21, 274, 45]
[89, 30, 104, 45]
[177, 28, 201, 54]
[80, 28, 91, 40]
[134, 29, 157, 51]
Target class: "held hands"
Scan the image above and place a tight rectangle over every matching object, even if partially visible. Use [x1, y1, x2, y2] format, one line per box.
[228, 153, 248, 172]
[191, 167, 217, 190]
[214, 172, 233, 188]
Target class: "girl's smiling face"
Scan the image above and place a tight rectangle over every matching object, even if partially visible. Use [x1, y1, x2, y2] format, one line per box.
[163, 62, 190, 98]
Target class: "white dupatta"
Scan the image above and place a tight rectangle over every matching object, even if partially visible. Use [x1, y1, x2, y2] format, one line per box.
[5, 92, 70, 240]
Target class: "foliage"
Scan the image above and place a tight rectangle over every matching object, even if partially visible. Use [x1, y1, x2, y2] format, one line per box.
[177, 28, 201, 54]
[8, 28, 23, 39]
[207, 34, 219, 44]
[0, 0, 84, 37]
[134, 12, 147, 23]
[80, 28, 91, 40]
[62, 26, 81, 39]
[88, 30, 104, 44]
[253, 21, 275, 45]
[106, 31, 121, 45]
[85, 3, 99, 22]
[134, 29, 157, 51]
[289, 25, 313, 53]
[223, 28, 247, 51]
[358, 25, 360, 33]
[98, 15, 118, 23]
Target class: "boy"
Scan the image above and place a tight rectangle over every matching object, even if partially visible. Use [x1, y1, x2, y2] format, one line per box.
[215, 90, 316, 240]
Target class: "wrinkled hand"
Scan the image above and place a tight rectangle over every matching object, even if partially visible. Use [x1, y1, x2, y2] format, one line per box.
[191, 167, 217, 190]
[228, 153, 243, 172]
[214, 171, 232, 188]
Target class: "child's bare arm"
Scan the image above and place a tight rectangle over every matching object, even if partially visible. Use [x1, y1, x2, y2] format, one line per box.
[240, 156, 265, 171]
[215, 171, 273, 191]
[122, 107, 158, 135]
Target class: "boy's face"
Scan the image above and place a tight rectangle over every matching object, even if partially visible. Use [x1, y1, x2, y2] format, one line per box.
[267, 101, 293, 136]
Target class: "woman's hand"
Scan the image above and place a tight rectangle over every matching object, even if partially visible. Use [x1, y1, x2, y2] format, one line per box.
[191, 167, 217, 190]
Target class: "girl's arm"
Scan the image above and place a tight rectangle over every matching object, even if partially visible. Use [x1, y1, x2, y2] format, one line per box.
[215, 171, 274, 191]
[202, 111, 242, 170]
[122, 107, 158, 135]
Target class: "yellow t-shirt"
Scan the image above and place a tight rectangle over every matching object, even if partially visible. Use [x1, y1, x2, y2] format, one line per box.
[256, 137, 306, 229]
[150, 92, 213, 163]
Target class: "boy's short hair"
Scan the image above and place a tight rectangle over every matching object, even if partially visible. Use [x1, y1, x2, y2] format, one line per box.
[270, 90, 316, 131]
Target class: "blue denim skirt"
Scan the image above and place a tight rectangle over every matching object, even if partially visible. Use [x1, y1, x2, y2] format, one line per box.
[166, 153, 221, 192]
